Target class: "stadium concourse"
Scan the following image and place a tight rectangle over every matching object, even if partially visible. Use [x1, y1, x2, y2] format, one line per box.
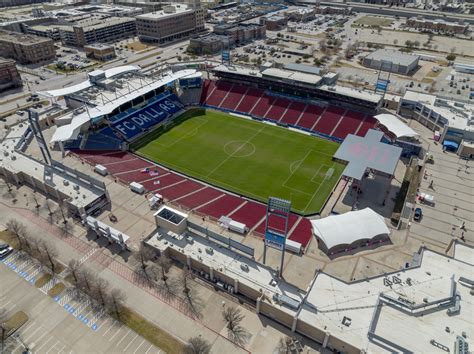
[73, 150, 314, 248]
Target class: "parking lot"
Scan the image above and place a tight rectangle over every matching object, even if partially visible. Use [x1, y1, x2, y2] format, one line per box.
[1, 252, 161, 354]
[408, 121, 473, 249]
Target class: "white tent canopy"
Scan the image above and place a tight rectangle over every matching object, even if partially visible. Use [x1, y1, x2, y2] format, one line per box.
[374, 113, 419, 139]
[311, 208, 389, 251]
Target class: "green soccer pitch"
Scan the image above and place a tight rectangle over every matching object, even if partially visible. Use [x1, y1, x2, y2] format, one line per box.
[134, 108, 345, 215]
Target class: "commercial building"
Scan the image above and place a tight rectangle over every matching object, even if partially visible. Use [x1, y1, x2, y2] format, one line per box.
[213, 23, 266, 46]
[259, 15, 288, 31]
[0, 59, 22, 92]
[398, 90, 474, 155]
[0, 30, 56, 64]
[84, 43, 116, 61]
[362, 49, 419, 75]
[285, 8, 315, 22]
[406, 16, 469, 34]
[58, 17, 136, 47]
[188, 34, 230, 55]
[314, 5, 352, 15]
[0, 0, 47, 7]
[136, 4, 205, 44]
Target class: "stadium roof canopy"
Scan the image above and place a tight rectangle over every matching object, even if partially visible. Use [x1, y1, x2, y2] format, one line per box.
[374, 113, 419, 138]
[38, 65, 140, 98]
[311, 208, 389, 251]
[333, 129, 402, 180]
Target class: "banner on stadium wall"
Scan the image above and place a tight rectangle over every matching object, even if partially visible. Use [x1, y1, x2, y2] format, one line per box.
[264, 230, 286, 251]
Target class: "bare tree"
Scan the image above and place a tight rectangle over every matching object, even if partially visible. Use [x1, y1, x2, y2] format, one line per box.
[156, 254, 173, 292]
[6, 219, 26, 250]
[222, 306, 250, 346]
[43, 199, 56, 224]
[276, 336, 294, 354]
[68, 259, 81, 285]
[108, 288, 126, 320]
[0, 307, 8, 354]
[92, 277, 110, 308]
[180, 268, 203, 317]
[39, 241, 59, 276]
[185, 336, 211, 354]
[133, 244, 157, 286]
[78, 268, 96, 296]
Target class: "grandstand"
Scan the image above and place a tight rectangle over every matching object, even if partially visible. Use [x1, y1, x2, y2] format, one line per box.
[200, 79, 378, 142]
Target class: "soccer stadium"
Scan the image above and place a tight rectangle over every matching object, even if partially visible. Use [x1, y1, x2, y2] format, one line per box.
[2, 60, 472, 354]
[36, 62, 421, 251]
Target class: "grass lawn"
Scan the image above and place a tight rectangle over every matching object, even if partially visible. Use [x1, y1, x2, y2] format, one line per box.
[136, 109, 344, 215]
[48, 282, 66, 297]
[354, 16, 392, 27]
[35, 273, 52, 288]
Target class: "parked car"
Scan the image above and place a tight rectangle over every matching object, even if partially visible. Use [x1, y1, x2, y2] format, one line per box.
[0, 243, 13, 259]
[414, 208, 423, 221]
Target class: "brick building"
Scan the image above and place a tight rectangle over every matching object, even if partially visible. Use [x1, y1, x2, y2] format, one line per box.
[0, 30, 56, 64]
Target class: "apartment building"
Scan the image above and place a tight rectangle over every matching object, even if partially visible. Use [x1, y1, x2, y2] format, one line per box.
[0, 30, 56, 64]
[59, 17, 136, 47]
[0, 58, 22, 92]
[406, 17, 469, 34]
[285, 8, 315, 22]
[136, 4, 205, 44]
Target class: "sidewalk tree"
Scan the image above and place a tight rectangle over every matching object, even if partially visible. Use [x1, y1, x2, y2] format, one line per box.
[185, 336, 211, 354]
[180, 268, 203, 317]
[108, 288, 126, 320]
[0, 307, 7, 354]
[40, 241, 59, 276]
[276, 336, 293, 354]
[222, 306, 250, 346]
[133, 244, 157, 286]
[92, 277, 110, 308]
[6, 219, 26, 250]
[68, 259, 81, 285]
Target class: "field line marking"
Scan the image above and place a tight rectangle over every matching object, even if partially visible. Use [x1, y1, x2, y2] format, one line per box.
[282, 150, 312, 188]
[310, 164, 331, 184]
[303, 162, 336, 214]
[155, 117, 208, 149]
[206, 125, 266, 178]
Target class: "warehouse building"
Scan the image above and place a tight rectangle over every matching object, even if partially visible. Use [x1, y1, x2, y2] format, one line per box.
[136, 4, 205, 44]
[362, 49, 420, 75]
[0, 30, 56, 64]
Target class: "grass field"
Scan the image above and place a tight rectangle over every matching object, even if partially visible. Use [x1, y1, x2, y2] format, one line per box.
[136, 109, 344, 215]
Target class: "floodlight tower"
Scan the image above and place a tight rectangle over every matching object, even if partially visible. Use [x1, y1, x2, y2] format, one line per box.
[263, 197, 291, 278]
[27, 109, 52, 165]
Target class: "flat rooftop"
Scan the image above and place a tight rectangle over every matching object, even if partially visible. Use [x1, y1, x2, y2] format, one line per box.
[0, 124, 104, 209]
[299, 244, 473, 353]
[319, 84, 382, 104]
[365, 49, 419, 66]
[0, 30, 52, 45]
[402, 90, 474, 132]
[262, 67, 322, 86]
[136, 4, 192, 20]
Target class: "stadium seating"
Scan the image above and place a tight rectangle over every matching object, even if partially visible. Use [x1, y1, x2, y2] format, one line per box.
[332, 110, 366, 140]
[200, 80, 375, 142]
[159, 180, 203, 200]
[287, 218, 312, 245]
[313, 106, 346, 136]
[228, 201, 267, 230]
[280, 101, 306, 126]
[297, 104, 324, 130]
[110, 93, 183, 142]
[220, 84, 248, 111]
[196, 194, 245, 220]
[177, 187, 223, 210]
[264, 97, 292, 122]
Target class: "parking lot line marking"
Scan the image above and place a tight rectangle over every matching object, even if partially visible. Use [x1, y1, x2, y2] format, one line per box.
[23, 326, 43, 342]
[35, 336, 55, 353]
[102, 319, 117, 336]
[108, 326, 123, 342]
[133, 339, 146, 354]
[18, 319, 36, 335]
[29, 330, 48, 348]
[115, 329, 131, 346]
[45, 340, 61, 354]
[123, 334, 139, 352]
[144, 344, 154, 354]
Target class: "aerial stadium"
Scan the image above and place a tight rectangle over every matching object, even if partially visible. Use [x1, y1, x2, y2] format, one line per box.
[32, 61, 425, 253]
[2, 61, 472, 354]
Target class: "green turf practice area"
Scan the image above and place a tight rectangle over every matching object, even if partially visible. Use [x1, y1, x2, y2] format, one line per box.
[135, 108, 345, 215]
